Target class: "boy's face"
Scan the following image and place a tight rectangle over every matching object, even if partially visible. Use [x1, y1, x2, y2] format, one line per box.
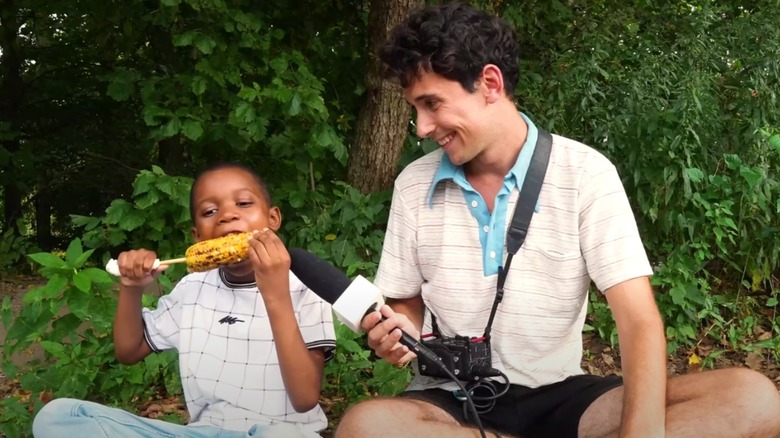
[190, 167, 281, 244]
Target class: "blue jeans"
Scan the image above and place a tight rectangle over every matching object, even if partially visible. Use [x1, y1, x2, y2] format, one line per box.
[32, 398, 310, 438]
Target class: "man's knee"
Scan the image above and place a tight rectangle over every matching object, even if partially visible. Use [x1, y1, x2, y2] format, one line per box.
[724, 368, 780, 407]
[337, 399, 391, 429]
[336, 398, 422, 438]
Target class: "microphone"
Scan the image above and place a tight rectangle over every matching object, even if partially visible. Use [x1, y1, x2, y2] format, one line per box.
[288, 248, 442, 364]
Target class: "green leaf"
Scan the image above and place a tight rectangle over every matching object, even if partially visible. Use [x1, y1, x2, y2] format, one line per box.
[70, 214, 100, 231]
[194, 36, 217, 54]
[288, 93, 302, 116]
[73, 249, 96, 268]
[160, 117, 182, 138]
[120, 210, 146, 232]
[182, 120, 204, 141]
[28, 252, 66, 269]
[683, 168, 704, 183]
[107, 80, 134, 102]
[40, 341, 66, 358]
[766, 297, 778, 307]
[233, 101, 256, 124]
[105, 200, 133, 225]
[172, 31, 197, 47]
[82, 267, 114, 284]
[739, 167, 762, 189]
[73, 272, 92, 293]
[191, 76, 207, 95]
[768, 134, 780, 152]
[65, 239, 84, 266]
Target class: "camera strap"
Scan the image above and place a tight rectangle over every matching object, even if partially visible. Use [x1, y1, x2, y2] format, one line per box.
[482, 128, 553, 339]
[429, 128, 553, 339]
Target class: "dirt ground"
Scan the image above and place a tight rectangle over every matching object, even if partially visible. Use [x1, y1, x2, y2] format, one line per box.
[2, 274, 779, 431]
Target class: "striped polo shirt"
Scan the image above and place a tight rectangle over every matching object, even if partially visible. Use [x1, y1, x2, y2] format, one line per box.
[375, 132, 652, 389]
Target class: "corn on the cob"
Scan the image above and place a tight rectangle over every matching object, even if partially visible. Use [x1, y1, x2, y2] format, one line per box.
[185, 231, 253, 272]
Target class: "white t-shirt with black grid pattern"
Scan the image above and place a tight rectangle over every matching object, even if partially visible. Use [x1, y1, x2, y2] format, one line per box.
[376, 134, 653, 390]
[142, 268, 336, 436]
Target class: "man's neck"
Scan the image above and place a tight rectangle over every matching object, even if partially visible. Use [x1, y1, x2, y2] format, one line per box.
[465, 105, 528, 180]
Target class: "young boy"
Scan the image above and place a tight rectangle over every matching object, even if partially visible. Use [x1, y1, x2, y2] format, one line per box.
[33, 163, 336, 438]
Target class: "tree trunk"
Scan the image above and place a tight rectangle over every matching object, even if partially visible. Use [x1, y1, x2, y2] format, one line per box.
[0, 0, 24, 233]
[34, 189, 52, 250]
[347, 0, 422, 194]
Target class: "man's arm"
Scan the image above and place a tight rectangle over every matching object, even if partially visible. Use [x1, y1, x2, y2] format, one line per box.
[605, 276, 667, 437]
[363, 295, 425, 365]
[385, 295, 425, 332]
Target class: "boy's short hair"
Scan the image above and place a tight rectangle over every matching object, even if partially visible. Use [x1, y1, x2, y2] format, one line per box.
[380, 2, 520, 96]
[189, 162, 272, 222]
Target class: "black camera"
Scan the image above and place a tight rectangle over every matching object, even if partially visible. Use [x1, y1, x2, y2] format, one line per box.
[417, 335, 492, 381]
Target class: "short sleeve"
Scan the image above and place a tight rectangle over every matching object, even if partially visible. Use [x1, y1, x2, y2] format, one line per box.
[578, 153, 653, 292]
[295, 283, 337, 362]
[141, 280, 186, 352]
[374, 187, 424, 299]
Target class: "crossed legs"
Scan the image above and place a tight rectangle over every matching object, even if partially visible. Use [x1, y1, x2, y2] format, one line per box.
[335, 369, 780, 438]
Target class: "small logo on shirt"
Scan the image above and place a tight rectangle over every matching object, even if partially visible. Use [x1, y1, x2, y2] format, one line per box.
[218, 315, 245, 325]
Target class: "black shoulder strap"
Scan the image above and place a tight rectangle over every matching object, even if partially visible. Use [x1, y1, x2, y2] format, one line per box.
[431, 128, 554, 339]
[505, 128, 553, 257]
[483, 128, 553, 339]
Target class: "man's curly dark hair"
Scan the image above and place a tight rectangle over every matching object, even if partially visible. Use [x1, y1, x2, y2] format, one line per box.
[380, 2, 520, 97]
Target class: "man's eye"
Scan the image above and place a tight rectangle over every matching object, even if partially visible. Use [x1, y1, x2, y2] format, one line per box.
[425, 99, 439, 109]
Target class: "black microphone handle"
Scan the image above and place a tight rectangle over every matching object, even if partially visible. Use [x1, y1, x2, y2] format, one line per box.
[363, 303, 442, 364]
[397, 329, 442, 363]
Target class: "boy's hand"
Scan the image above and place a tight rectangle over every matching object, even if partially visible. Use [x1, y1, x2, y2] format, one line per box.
[247, 228, 291, 304]
[116, 249, 168, 288]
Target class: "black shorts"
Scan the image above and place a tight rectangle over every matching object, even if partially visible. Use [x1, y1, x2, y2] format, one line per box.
[399, 374, 623, 438]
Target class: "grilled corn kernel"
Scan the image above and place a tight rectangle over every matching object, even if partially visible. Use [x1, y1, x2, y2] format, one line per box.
[185, 231, 253, 272]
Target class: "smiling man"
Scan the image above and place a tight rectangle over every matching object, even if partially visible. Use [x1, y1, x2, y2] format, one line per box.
[335, 3, 780, 438]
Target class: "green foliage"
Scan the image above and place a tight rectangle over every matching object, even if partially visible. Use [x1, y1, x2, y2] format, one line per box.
[323, 321, 411, 418]
[3, 0, 780, 433]
[0, 226, 38, 272]
[0, 240, 180, 435]
[507, 0, 780, 359]
[71, 166, 194, 283]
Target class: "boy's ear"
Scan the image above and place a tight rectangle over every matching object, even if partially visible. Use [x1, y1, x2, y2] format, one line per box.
[191, 226, 201, 242]
[269, 206, 282, 231]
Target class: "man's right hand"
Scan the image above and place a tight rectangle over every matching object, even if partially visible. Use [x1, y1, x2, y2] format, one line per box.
[362, 304, 419, 367]
[116, 249, 167, 288]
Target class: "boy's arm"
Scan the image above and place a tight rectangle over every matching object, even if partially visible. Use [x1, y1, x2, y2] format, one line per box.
[114, 284, 153, 364]
[266, 296, 326, 412]
[113, 249, 166, 364]
[249, 229, 326, 412]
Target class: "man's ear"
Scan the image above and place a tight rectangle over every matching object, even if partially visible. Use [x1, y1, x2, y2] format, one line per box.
[480, 64, 506, 104]
[269, 206, 282, 232]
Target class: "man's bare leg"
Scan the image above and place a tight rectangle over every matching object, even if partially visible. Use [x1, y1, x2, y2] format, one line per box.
[334, 397, 513, 438]
[579, 368, 780, 438]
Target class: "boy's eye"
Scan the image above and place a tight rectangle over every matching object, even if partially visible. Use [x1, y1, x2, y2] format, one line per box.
[201, 208, 216, 217]
[237, 201, 254, 207]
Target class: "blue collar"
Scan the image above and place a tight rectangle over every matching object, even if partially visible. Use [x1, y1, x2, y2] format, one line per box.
[427, 113, 539, 206]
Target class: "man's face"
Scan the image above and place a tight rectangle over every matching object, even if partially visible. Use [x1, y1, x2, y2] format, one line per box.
[404, 71, 491, 166]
